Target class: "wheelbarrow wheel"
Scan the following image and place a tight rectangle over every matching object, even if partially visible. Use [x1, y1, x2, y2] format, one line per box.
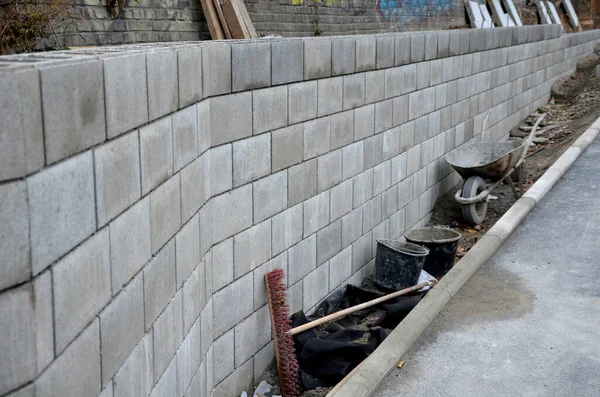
[461, 176, 487, 225]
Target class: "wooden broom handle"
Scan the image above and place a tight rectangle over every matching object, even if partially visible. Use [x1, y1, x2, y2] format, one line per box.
[288, 281, 434, 336]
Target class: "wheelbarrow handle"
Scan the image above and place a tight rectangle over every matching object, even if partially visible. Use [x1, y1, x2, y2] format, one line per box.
[516, 113, 547, 169]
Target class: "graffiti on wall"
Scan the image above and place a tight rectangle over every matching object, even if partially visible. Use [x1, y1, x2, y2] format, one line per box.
[376, 0, 457, 25]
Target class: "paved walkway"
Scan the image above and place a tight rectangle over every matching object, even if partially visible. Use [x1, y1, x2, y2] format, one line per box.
[372, 138, 600, 397]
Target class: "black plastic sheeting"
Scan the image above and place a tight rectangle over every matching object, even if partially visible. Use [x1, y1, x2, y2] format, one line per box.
[290, 284, 428, 389]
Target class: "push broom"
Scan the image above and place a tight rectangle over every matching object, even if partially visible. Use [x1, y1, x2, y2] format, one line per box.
[265, 268, 435, 396]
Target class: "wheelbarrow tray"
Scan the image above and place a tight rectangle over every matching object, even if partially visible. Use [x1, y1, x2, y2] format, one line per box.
[445, 140, 524, 180]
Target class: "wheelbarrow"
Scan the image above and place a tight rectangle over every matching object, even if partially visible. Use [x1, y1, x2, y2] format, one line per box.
[445, 113, 547, 225]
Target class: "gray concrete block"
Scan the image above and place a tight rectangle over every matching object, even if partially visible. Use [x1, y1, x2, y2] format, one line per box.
[289, 81, 318, 124]
[185, 347, 207, 397]
[253, 342, 274, 384]
[376, 36, 395, 69]
[149, 356, 176, 397]
[232, 42, 271, 92]
[401, 64, 417, 95]
[272, 40, 304, 85]
[317, 150, 342, 193]
[442, 57, 453, 83]
[234, 219, 271, 279]
[53, 229, 111, 353]
[408, 91, 423, 121]
[332, 38, 356, 76]
[399, 173, 414, 209]
[253, 86, 288, 135]
[109, 197, 151, 295]
[435, 84, 447, 111]
[144, 240, 176, 330]
[233, 134, 271, 187]
[329, 245, 352, 290]
[210, 143, 233, 196]
[0, 182, 30, 291]
[303, 263, 329, 310]
[149, 174, 181, 253]
[459, 31, 471, 55]
[271, 203, 303, 256]
[140, 117, 173, 195]
[2, 277, 49, 393]
[395, 34, 411, 66]
[438, 31, 450, 58]
[28, 152, 95, 274]
[411, 33, 426, 63]
[351, 232, 372, 273]
[448, 31, 460, 56]
[175, 215, 200, 289]
[180, 155, 209, 222]
[212, 237, 233, 293]
[400, 120, 416, 153]
[36, 319, 100, 397]
[420, 138, 434, 167]
[213, 356, 253, 397]
[430, 59, 443, 86]
[287, 280, 304, 321]
[213, 272, 253, 337]
[94, 131, 141, 227]
[417, 62, 431, 90]
[383, 127, 401, 161]
[428, 110, 441, 139]
[389, 207, 406, 239]
[354, 104, 375, 141]
[113, 333, 153, 397]
[212, 184, 253, 243]
[356, 36, 376, 72]
[254, 170, 288, 223]
[391, 152, 407, 187]
[375, 99, 393, 133]
[177, 46, 203, 108]
[234, 314, 255, 368]
[365, 70, 385, 104]
[406, 145, 421, 176]
[384, 67, 403, 99]
[0, 69, 44, 181]
[362, 196, 382, 234]
[40, 60, 105, 164]
[422, 86, 436, 115]
[147, 50, 178, 120]
[392, 94, 409, 127]
[304, 38, 332, 79]
[382, 183, 399, 220]
[253, 253, 287, 310]
[353, 169, 374, 208]
[342, 141, 365, 181]
[172, 106, 199, 172]
[288, 234, 317, 285]
[304, 117, 331, 161]
[453, 56, 464, 81]
[288, 160, 317, 207]
[176, 308, 201, 396]
[153, 292, 182, 381]
[373, 160, 392, 196]
[330, 179, 353, 221]
[330, 110, 354, 150]
[182, 258, 205, 334]
[317, 77, 343, 117]
[272, 124, 303, 172]
[364, 133, 384, 170]
[424, 32, 438, 60]
[343, 73, 365, 110]
[202, 44, 231, 97]
[197, 99, 210, 154]
[100, 273, 144, 384]
[303, 191, 330, 238]
[210, 92, 252, 146]
[413, 167, 428, 198]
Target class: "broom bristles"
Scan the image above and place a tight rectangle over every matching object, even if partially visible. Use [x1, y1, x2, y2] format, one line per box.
[265, 268, 301, 397]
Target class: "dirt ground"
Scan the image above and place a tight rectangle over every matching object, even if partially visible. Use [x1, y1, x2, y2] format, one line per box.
[429, 64, 600, 257]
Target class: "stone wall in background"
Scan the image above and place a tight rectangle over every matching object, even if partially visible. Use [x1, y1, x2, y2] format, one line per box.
[68, 0, 467, 46]
[1, 25, 599, 397]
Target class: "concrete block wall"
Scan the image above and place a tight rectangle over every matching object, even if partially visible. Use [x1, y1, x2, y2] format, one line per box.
[1, 25, 599, 397]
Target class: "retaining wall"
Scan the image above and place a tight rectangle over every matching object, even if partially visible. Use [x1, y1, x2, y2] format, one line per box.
[1, 25, 599, 397]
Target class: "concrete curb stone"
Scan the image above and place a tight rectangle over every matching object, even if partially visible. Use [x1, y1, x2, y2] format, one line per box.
[329, 116, 600, 397]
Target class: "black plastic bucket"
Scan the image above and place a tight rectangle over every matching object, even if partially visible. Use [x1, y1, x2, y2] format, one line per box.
[374, 239, 429, 291]
[405, 227, 461, 278]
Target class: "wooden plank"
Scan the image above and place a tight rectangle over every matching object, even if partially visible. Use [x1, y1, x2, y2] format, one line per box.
[200, 0, 225, 40]
[235, 0, 258, 38]
[222, 0, 250, 39]
[213, 0, 232, 39]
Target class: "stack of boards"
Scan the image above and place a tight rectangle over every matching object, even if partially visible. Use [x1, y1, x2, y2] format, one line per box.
[200, 0, 259, 40]
[465, 0, 582, 31]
